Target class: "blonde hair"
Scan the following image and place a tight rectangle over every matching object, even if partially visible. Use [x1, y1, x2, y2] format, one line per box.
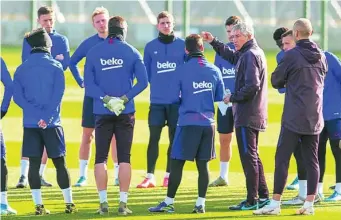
[91, 7, 109, 21]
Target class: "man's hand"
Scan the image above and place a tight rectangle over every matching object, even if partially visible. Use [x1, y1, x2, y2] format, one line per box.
[1, 111, 7, 119]
[38, 119, 47, 129]
[104, 97, 125, 116]
[55, 54, 64, 61]
[223, 94, 231, 104]
[201, 31, 214, 43]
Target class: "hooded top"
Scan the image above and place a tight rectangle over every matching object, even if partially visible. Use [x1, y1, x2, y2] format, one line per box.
[271, 39, 328, 135]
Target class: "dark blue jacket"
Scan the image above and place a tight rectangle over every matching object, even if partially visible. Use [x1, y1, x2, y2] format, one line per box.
[22, 30, 70, 71]
[174, 56, 224, 126]
[144, 37, 185, 104]
[271, 39, 327, 135]
[1, 57, 13, 112]
[211, 39, 268, 131]
[69, 34, 106, 87]
[276, 50, 286, 94]
[13, 53, 65, 128]
[84, 38, 148, 115]
[323, 52, 341, 121]
[214, 42, 235, 93]
[1, 58, 13, 158]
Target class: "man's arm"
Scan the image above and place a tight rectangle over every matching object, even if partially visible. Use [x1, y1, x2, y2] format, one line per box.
[143, 46, 152, 83]
[84, 55, 106, 99]
[271, 52, 293, 89]
[21, 39, 31, 63]
[41, 68, 65, 124]
[124, 51, 148, 101]
[69, 42, 87, 87]
[275, 51, 286, 94]
[210, 38, 239, 65]
[325, 52, 341, 83]
[215, 69, 225, 102]
[60, 37, 70, 71]
[230, 53, 261, 103]
[13, 68, 36, 109]
[1, 58, 13, 115]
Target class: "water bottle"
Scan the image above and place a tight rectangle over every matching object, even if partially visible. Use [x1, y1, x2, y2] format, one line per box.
[225, 89, 233, 107]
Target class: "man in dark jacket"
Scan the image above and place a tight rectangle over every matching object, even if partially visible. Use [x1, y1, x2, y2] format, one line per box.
[254, 18, 327, 216]
[202, 21, 269, 210]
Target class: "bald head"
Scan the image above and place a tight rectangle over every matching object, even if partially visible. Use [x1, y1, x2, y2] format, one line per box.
[293, 18, 313, 41]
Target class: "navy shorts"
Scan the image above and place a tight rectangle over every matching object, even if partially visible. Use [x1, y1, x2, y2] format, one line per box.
[217, 107, 234, 134]
[325, 119, 341, 140]
[95, 114, 135, 164]
[171, 125, 216, 161]
[22, 127, 66, 158]
[148, 104, 179, 128]
[82, 96, 95, 128]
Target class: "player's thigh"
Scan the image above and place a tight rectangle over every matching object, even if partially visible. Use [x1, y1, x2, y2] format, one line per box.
[166, 103, 180, 128]
[197, 125, 216, 161]
[82, 96, 95, 128]
[22, 128, 44, 158]
[148, 104, 167, 127]
[42, 126, 66, 158]
[95, 115, 115, 162]
[114, 113, 135, 163]
[171, 126, 203, 161]
[217, 107, 234, 134]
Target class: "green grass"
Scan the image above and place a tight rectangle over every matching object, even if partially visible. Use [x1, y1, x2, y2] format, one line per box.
[1, 46, 341, 219]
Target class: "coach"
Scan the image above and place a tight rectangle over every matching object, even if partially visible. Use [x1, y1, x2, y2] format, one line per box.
[202, 21, 269, 210]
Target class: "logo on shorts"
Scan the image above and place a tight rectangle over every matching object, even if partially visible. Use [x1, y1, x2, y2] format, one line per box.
[100, 57, 123, 71]
[156, 61, 176, 73]
[193, 81, 213, 94]
[222, 67, 235, 79]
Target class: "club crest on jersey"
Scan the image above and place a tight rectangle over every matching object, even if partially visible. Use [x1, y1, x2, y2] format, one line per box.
[156, 61, 176, 73]
[100, 57, 123, 71]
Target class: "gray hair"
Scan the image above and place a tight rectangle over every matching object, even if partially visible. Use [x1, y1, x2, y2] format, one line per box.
[232, 21, 254, 37]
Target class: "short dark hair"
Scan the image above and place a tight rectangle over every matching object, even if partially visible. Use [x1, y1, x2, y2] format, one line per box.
[225, 16, 241, 26]
[37, 6, 53, 18]
[108, 16, 127, 28]
[157, 11, 174, 24]
[281, 30, 293, 38]
[185, 34, 203, 53]
[273, 27, 288, 41]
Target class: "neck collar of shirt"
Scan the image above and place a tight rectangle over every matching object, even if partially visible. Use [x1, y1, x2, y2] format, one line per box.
[48, 30, 56, 36]
[239, 38, 257, 53]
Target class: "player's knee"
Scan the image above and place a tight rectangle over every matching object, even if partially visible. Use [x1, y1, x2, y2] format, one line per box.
[52, 156, 67, 170]
[95, 154, 108, 164]
[117, 152, 131, 164]
[83, 128, 94, 142]
[219, 133, 232, 148]
[29, 157, 41, 170]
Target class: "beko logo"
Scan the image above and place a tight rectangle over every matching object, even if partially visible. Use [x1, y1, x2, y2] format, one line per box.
[100, 57, 123, 70]
[193, 81, 213, 94]
[156, 61, 176, 73]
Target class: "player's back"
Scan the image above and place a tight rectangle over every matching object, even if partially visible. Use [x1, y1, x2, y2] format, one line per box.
[86, 38, 140, 97]
[18, 53, 63, 103]
[14, 52, 64, 127]
[177, 56, 224, 126]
